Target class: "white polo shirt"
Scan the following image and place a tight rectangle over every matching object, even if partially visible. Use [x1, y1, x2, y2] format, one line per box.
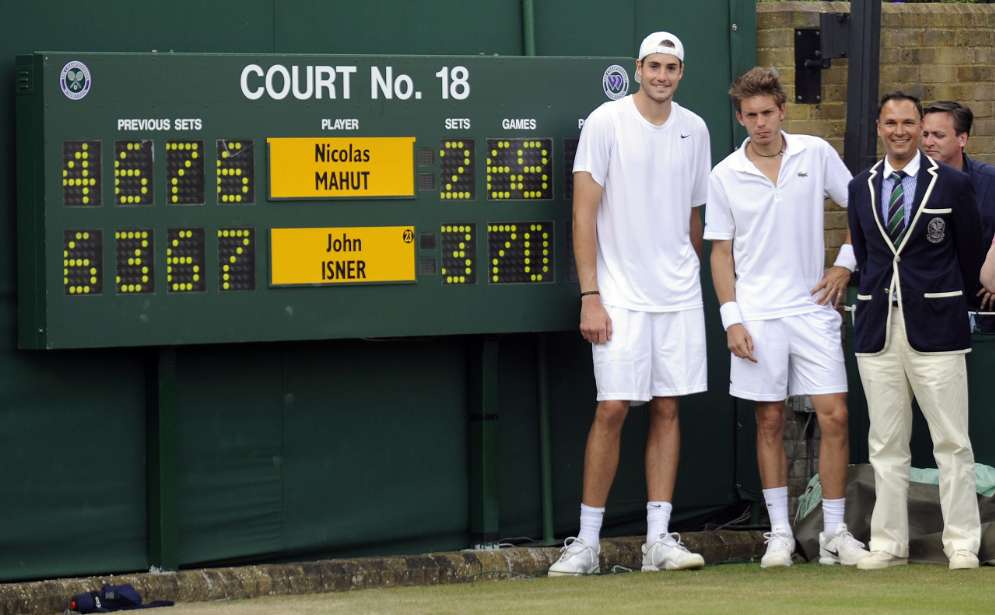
[573, 96, 711, 312]
[704, 132, 851, 321]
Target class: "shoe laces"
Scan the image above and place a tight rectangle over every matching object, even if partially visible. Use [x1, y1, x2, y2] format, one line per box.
[560, 536, 593, 555]
[837, 528, 866, 549]
[763, 531, 794, 549]
[658, 532, 691, 553]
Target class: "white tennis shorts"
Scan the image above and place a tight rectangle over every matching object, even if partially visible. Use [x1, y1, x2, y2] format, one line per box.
[729, 307, 848, 402]
[592, 305, 708, 402]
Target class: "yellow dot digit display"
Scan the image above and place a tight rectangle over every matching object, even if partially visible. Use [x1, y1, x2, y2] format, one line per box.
[115, 228, 153, 293]
[485, 138, 553, 201]
[63, 141, 101, 206]
[216, 140, 254, 205]
[217, 228, 255, 291]
[440, 224, 475, 285]
[166, 140, 205, 205]
[63, 230, 102, 295]
[167, 228, 206, 292]
[487, 221, 553, 284]
[563, 137, 580, 204]
[439, 140, 474, 201]
[114, 141, 153, 206]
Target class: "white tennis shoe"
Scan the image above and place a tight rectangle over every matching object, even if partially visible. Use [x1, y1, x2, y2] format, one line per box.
[641, 532, 705, 571]
[818, 524, 869, 566]
[547, 537, 600, 576]
[948, 550, 979, 570]
[760, 530, 795, 568]
[857, 550, 908, 570]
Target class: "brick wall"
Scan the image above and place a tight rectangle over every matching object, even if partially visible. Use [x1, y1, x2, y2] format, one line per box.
[756, 2, 995, 517]
[757, 1, 995, 267]
[784, 397, 819, 519]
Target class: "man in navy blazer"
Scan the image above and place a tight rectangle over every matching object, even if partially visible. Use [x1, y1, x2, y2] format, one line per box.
[847, 92, 983, 571]
[922, 100, 995, 330]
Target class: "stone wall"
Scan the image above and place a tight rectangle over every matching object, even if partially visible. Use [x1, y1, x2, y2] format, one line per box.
[784, 396, 819, 519]
[757, 1, 995, 268]
[757, 2, 995, 516]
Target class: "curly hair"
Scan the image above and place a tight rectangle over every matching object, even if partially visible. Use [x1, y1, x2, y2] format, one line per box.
[728, 67, 787, 112]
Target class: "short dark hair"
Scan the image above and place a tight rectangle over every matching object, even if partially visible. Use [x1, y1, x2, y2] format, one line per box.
[924, 100, 973, 135]
[728, 67, 787, 112]
[658, 39, 683, 67]
[878, 91, 923, 119]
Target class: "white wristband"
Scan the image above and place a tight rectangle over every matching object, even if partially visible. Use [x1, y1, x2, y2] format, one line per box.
[833, 243, 857, 272]
[719, 301, 744, 331]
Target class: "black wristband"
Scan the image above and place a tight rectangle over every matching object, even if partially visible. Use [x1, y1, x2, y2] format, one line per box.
[580, 290, 600, 297]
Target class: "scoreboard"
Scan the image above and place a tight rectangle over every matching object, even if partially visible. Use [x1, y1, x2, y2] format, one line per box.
[16, 53, 634, 349]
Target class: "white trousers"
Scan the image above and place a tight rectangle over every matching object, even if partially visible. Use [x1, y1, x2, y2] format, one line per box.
[856, 308, 980, 558]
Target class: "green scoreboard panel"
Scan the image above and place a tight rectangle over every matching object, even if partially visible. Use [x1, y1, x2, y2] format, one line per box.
[16, 52, 635, 349]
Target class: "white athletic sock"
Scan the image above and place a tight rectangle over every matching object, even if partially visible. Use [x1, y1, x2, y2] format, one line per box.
[822, 498, 845, 536]
[646, 501, 673, 543]
[578, 503, 605, 549]
[762, 486, 791, 536]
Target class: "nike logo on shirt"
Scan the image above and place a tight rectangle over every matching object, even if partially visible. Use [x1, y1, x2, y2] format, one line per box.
[680, 134, 690, 139]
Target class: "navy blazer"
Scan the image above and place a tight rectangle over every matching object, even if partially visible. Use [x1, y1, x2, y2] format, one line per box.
[847, 153, 983, 355]
[964, 154, 995, 251]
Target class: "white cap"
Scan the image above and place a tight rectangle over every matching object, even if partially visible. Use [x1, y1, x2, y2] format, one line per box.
[637, 31, 685, 62]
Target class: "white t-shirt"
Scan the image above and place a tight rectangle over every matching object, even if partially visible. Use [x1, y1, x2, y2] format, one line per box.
[573, 96, 711, 312]
[704, 132, 851, 321]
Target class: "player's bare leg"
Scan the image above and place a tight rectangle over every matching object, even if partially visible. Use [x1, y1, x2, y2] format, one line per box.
[641, 397, 703, 571]
[645, 397, 679, 503]
[755, 401, 794, 567]
[549, 400, 627, 576]
[582, 400, 630, 506]
[811, 393, 848, 500]
[812, 392, 868, 565]
[755, 401, 788, 489]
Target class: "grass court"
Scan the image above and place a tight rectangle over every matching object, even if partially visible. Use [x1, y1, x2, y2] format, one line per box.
[161, 561, 994, 614]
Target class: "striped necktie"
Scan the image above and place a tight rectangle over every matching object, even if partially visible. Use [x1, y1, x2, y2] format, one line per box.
[887, 170, 907, 245]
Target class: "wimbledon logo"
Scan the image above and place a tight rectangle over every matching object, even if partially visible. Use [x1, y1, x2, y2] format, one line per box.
[602, 64, 629, 100]
[60, 61, 91, 100]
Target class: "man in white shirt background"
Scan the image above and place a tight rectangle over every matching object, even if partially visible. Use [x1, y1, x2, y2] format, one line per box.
[706, 67, 869, 568]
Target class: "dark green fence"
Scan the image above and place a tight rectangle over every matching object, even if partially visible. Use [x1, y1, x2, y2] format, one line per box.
[6, 0, 993, 585]
[0, 0, 757, 581]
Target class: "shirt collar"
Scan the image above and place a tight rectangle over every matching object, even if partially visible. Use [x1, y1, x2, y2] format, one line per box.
[730, 131, 805, 172]
[883, 153, 920, 179]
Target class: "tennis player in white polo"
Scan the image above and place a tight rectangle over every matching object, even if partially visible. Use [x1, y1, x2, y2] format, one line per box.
[548, 31, 709, 576]
[706, 67, 869, 568]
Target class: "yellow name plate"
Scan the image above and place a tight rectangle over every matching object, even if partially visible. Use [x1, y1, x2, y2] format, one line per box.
[270, 226, 416, 286]
[267, 137, 416, 199]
